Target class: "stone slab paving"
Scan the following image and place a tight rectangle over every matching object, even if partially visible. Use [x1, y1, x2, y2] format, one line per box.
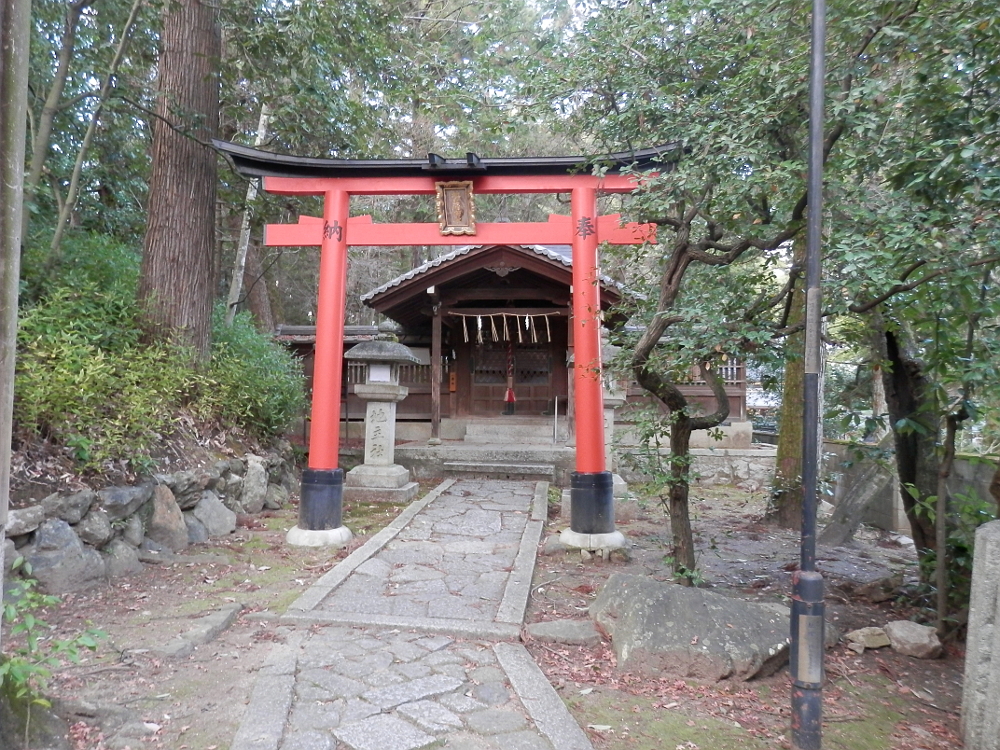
[283, 478, 545, 638]
[231, 479, 592, 750]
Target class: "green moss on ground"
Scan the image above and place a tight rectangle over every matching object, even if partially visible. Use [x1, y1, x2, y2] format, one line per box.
[564, 689, 770, 749]
[561, 675, 914, 750]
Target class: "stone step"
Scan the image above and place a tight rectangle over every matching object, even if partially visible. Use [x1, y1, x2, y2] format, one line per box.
[463, 420, 557, 444]
[443, 461, 555, 481]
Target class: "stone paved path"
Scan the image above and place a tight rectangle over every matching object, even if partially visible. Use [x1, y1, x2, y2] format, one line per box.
[231, 479, 593, 750]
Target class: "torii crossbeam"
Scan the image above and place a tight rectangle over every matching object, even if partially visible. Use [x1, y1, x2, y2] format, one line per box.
[216, 141, 666, 548]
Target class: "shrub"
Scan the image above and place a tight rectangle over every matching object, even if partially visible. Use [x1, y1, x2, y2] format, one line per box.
[20, 230, 141, 304]
[14, 236, 304, 468]
[198, 307, 306, 437]
[1, 559, 105, 703]
[14, 284, 194, 467]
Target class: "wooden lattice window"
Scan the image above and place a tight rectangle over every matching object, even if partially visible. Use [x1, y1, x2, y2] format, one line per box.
[472, 348, 507, 384]
[516, 346, 551, 384]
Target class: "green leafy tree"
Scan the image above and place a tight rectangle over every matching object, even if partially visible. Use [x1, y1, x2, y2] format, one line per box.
[22, 0, 158, 259]
[528, 0, 1000, 588]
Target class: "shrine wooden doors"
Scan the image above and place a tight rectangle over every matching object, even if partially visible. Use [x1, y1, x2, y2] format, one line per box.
[453, 316, 568, 417]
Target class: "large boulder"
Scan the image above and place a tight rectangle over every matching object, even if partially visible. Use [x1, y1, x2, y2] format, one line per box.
[221, 475, 243, 506]
[159, 470, 204, 510]
[266, 451, 294, 491]
[144, 485, 189, 552]
[590, 573, 789, 681]
[75, 509, 114, 548]
[844, 627, 890, 654]
[264, 483, 289, 510]
[122, 514, 144, 547]
[23, 520, 106, 594]
[103, 538, 144, 578]
[157, 469, 221, 510]
[183, 512, 210, 544]
[885, 620, 942, 659]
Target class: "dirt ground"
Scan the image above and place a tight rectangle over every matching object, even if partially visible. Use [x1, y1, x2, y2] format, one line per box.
[3, 481, 965, 750]
[4, 499, 411, 750]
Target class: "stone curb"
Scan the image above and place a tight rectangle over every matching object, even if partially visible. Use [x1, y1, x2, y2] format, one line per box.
[229, 632, 305, 749]
[283, 478, 456, 615]
[496, 480, 546, 625]
[495, 642, 595, 750]
[496, 517, 544, 625]
[153, 602, 244, 658]
[531, 480, 549, 522]
[229, 673, 295, 750]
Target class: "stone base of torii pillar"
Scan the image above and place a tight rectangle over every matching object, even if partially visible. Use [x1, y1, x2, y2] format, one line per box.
[286, 524, 353, 548]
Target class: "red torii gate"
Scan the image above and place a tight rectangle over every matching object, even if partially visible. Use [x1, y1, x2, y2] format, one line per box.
[216, 142, 662, 545]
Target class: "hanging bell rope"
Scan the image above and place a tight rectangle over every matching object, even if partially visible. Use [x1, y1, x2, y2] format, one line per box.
[505, 339, 516, 405]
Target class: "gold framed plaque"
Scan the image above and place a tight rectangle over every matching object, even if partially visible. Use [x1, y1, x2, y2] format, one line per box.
[436, 181, 476, 236]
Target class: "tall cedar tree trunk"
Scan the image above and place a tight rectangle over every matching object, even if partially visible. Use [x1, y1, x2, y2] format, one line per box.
[242, 241, 276, 332]
[872, 313, 937, 558]
[770, 239, 806, 529]
[1, 0, 32, 652]
[138, 0, 220, 359]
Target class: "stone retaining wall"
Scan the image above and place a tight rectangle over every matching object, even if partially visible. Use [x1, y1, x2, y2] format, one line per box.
[3, 445, 296, 595]
[617, 446, 777, 491]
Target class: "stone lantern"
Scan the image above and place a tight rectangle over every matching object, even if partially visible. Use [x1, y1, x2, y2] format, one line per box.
[342, 339, 421, 503]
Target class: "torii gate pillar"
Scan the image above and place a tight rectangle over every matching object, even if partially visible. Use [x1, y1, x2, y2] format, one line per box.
[286, 189, 353, 548]
[561, 186, 625, 552]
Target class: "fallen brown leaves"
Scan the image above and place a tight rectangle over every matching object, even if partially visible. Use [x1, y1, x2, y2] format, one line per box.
[528, 633, 963, 749]
[69, 720, 108, 750]
[525, 639, 791, 742]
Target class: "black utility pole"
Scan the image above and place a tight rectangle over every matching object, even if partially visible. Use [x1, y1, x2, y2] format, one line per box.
[790, 0, 827, 748]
